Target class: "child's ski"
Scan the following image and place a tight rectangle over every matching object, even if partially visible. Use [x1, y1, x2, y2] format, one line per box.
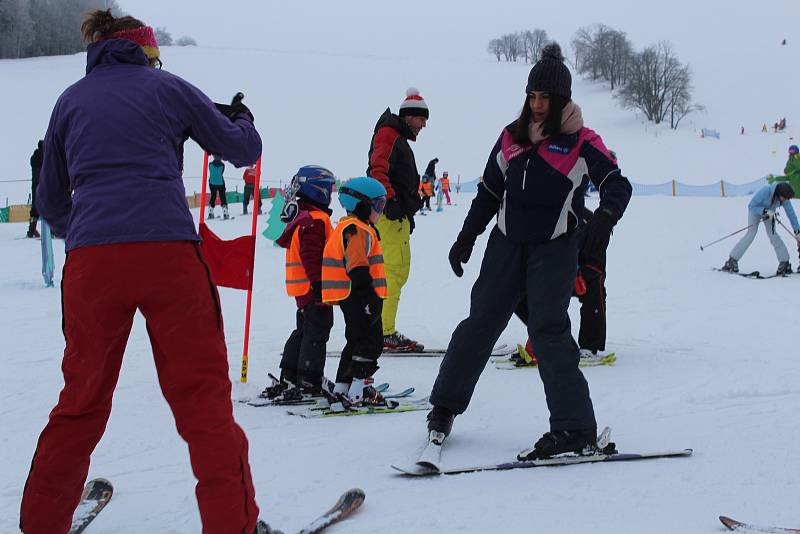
[68, 478, 113, 534]
[287, 397, 429, 418]
[719, 515, 800, 532]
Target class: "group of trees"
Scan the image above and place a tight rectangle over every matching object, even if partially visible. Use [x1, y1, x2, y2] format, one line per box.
[487, 24, 702, 129]
[487, 29, 550, 64]
[0, 0, 196, 60]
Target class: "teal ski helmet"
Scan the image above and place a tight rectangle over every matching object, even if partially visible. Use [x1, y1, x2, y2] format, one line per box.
[338, 177, 387, 214]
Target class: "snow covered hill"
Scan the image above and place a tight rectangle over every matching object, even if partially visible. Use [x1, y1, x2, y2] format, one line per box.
[2, 195, 800, 533]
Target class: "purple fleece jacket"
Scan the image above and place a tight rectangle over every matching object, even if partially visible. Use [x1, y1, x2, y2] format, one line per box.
[36, 39, 262, 251]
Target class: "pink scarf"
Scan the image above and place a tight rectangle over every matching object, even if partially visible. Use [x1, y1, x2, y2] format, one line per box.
[528, 101, 584, 145]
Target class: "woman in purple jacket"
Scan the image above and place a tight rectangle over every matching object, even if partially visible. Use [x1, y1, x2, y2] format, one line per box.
[21, 10, 265, 534]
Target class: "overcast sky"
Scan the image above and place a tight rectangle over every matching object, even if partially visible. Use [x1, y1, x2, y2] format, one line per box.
[120, 0, 800, 63]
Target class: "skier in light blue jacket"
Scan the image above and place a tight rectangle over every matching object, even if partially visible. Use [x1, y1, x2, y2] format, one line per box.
[721, 182, 800, 275]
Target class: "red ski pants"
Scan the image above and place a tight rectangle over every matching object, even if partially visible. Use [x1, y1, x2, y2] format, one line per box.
[20, 242, 259, 534]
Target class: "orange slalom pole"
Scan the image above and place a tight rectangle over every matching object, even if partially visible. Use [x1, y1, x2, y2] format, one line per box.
[240, 156, 263, 382]
[199, 151, 209, 223]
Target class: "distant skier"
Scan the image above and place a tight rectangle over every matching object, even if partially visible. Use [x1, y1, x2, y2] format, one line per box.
[265, 166, 336, 400]
[28, 140, 43, 238]
[321, 177, 389, 404]
[23, 9, 265, 534]
[721, 182, 799, 275]
[419, 175, 433, 211]
[440, 171, 452, 205]
[427, 43, 632, 459]
[242, 163, 262, 214]
[207, 154, 229, 219]
[424, 157, 439, 191]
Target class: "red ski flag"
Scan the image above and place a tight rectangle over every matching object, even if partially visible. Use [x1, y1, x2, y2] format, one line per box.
[199, 223, 256, 290]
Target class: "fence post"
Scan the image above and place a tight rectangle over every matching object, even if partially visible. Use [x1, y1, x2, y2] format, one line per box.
[672, 180, 677, 197]
[720, 180, 726, 197]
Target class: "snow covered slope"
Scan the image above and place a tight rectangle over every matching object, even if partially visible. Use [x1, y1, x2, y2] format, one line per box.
[2, 195, 799, 533]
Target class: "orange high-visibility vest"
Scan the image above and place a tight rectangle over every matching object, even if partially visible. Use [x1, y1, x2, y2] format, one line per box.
[285, 210, 333, 296]
[420, 181, 433, 195]
[441, 177, 450, 190]
[321, 216, 387, 304]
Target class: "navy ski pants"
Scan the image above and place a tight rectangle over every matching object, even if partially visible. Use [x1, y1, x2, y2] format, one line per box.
[430, 226, 597, 431]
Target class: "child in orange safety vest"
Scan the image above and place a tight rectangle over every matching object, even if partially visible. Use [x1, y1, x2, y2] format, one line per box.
[321, 176, 390, 405]
[262, 165, 336, 402]
[441, 171, 452, 205]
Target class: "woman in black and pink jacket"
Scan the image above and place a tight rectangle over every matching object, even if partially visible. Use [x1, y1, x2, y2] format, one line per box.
[426, 44, 632, 459]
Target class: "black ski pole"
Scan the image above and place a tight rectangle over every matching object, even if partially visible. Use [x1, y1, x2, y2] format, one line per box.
[699, 220, 761, 251]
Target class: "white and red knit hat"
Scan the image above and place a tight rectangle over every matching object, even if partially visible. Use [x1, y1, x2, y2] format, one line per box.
[398, 87, 429, 119]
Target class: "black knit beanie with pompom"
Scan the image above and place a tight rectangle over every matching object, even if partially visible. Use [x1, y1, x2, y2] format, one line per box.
[526, 43, 572, 99]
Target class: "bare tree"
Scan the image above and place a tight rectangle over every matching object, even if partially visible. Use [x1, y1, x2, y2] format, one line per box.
[666, 64, 704, 128]
[154, 27, 173, 46]
[520, 29, 548, 64]
[487, 38, 503, 62]
[531, 29, 549, 62]
[618, 41, 700, 128]
[500, 33, 522, 62]
[176, 36, 198, 47]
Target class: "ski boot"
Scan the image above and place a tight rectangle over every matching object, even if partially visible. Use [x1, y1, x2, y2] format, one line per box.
[579, 348, 613, 363]
[27, 217, 40, 238]
[517, 428, 599, 460]
[776, 261, 792, 276]
[383, 331, 423, 352]
[223, 205, 230, 220]
[255, 520, 284, 534]
[207, 207, 216, 220]
[343, 377, 391, 407]
[426, 405, 456, 438]
[259, 373, 294, 399]
[720, 257, 738, 273]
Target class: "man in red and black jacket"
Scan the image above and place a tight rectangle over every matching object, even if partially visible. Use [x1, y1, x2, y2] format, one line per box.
[366, 87, 428, 351]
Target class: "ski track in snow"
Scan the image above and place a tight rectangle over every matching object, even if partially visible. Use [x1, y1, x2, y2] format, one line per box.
[2, 196, 799, 533]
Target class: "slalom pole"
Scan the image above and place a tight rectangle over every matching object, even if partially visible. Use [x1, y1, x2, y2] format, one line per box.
[240, 156, 262, 383]
[199, 151, 209, 223]
[699, 220, 761, 251]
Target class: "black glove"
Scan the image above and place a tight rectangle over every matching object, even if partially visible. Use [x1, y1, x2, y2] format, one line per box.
[383, 199, 404, 221]
[310, 281, 323, 303]
[581, 208, 616, 263]
[363, 291, 382, 326]
[448, 231, 476, 277]
[408, 216, 415, 235]
[215, 92, 255, 122]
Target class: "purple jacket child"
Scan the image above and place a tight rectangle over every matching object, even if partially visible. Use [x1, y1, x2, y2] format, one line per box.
[36, 39, 261, 251]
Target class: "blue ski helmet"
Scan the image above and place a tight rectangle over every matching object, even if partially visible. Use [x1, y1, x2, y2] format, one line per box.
[294, 165, 336, 206]
[338, 177, 387, 213]
[789, 145, 799, 155]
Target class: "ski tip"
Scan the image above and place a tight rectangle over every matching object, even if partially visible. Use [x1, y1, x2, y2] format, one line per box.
[718, 516, 738, 530]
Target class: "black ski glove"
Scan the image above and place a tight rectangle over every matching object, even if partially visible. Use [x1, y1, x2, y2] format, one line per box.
[383, 199, 404, 221]
[581, 208, 616, 263]
[310, 281, 323, 303]
[215, 92, 255, 123]
[350, 267, 382, 325]
[448, 231, 476, 277]
[408, 215, 415, 235]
